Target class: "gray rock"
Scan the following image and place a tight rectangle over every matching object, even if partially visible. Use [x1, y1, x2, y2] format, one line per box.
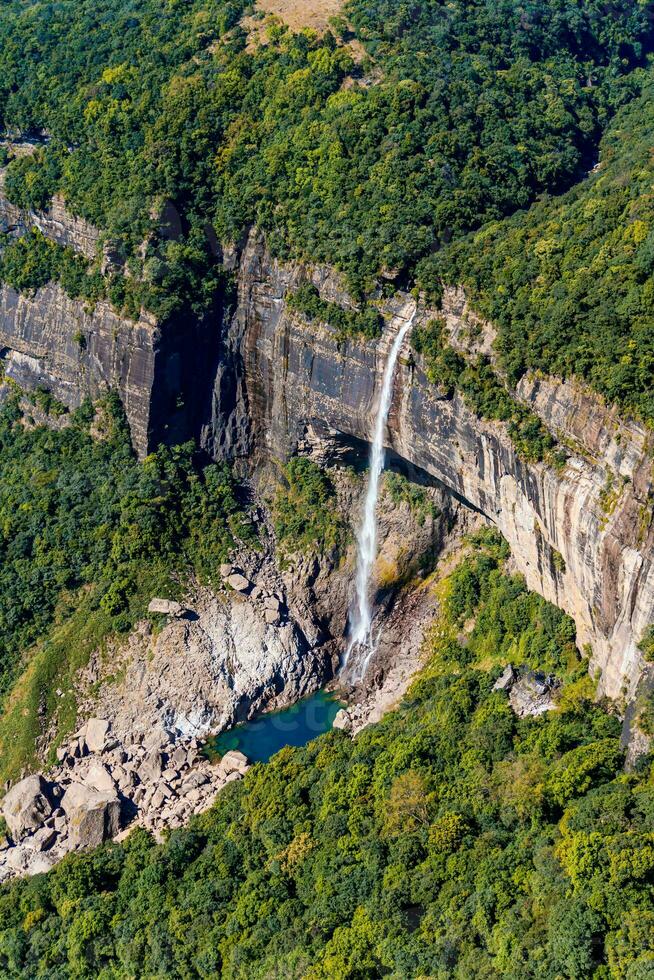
[181, 772, 208, 792]
[493, 664, 516, 692]
[84, 762, 116, 796]
[148, 598, 184, 617]
[138, 752, 164, 783]
[171, 747, 189, 770]
[219, 564, 234, 578]
[226, 573, 251, 594]
[332, 709, 353, 733]
[81, 719, 110, 753]
[3, 776, 53, 841]
[219, 750, 249, 775]
[62, 783, 121, 850]
[264, 608, 281, 626]
[143, 730, 173, 753]
[24, 827, 57, 852]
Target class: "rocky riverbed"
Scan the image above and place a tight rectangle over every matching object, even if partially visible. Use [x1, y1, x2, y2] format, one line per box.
[0, 716, 251, 883]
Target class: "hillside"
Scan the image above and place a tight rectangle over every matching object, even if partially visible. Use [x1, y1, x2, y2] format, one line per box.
[2, 534, 653, 978]
[0, 1, 653, 976]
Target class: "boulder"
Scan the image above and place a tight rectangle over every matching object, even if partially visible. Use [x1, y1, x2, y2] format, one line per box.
[219, 564, 234, 578]
[263, 595, 282, 613]
[148, 598, 184, 617]
[332, 709, 353, 733]
[219, 750, 249, 775]
[492, 664, 516, 693]
[80, 718, 110, 753]
[170, 746, 189, 770]
[264, 608, 281, 626]
[137, 752, 164, 784]
[84, 762, 116, 796]
[3, 776, 53, 841]
[181, 772, 208, 792]
[24, 827, 57, 852]
[226, 573, 251, 594]
[62, 783, 121, 850]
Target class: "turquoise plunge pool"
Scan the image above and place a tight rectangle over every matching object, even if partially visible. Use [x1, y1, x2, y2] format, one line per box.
[208, 690, 343, 764]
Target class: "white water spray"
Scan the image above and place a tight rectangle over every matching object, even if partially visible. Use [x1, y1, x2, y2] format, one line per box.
[342, 311, 416, 680]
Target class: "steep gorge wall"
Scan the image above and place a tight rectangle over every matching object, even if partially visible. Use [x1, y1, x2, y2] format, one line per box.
[217, 230, 654, 700]
[0, 185, 222, 457]
[1, 190, 652, 701]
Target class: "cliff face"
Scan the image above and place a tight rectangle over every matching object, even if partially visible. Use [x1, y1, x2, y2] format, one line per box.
[0, 282, 159, 456]
[0, 188, 222, 457]
[218, 231, 654, 700]
[1, 191, 652, 700]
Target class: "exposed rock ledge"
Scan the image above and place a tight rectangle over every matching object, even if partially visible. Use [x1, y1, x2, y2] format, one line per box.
[82, 584, 326, 742]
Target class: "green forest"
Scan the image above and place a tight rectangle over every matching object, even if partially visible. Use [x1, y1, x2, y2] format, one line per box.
[3, 532, 654, 978]
[435, 68, 654, 424]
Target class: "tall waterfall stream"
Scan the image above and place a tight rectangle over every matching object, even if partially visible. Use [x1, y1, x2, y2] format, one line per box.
[342, 311, 416, 680]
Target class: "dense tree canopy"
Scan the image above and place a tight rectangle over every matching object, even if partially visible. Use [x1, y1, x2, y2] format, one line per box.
[0, 0, 650, 297]
[434, 67, 654, 423]
[2, 532, 652, 978]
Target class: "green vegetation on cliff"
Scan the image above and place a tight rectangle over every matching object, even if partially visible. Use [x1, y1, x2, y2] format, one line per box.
[433, 69, 654, 424]
[288, 283, 383, 341]
[272, 456, 345, 557]
[4, 533, 654, 979]
[412, 317, 564, 465]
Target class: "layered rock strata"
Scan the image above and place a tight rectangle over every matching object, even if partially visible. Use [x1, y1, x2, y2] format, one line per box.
[0, 183, 222, 457]
[220, 231, 654, 700]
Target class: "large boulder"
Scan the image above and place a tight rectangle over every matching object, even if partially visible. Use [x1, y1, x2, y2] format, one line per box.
[226, 573, 251, 594]
[332, 709, 353, 733]
[84, 762, 116, 796]
[62, 783, 121, 850]
[492, 664, 516, 692]
[148, 598, 184, 617]
[77, 718, 110, 753]
[218, 750, 249, 777]
[2, 776, 53, 841]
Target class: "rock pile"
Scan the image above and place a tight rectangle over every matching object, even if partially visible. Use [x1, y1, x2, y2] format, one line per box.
[0, 718, 250, 884]
[221, 564, 286, 626]
[493, 664, 558, 717]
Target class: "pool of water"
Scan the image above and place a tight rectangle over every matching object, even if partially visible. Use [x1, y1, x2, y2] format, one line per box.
[208, 690, 344, 764]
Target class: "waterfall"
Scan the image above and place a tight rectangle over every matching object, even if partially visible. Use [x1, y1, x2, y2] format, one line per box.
[342, 311, 416, 680]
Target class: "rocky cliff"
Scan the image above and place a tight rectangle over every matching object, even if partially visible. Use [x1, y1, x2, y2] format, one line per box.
[1, 194, 652, 700]
[216, 230, 654, 701]
[0, 183, 221, 457]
